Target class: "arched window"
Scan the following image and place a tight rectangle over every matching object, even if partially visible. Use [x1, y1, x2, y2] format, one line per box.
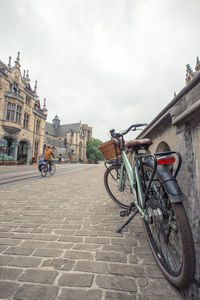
[156, 141, 171, 153]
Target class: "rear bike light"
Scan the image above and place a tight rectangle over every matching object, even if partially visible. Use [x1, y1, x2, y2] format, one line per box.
[157, 156, 175, 165]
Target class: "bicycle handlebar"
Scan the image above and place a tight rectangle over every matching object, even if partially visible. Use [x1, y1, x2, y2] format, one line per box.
[109, 123, 148, 139]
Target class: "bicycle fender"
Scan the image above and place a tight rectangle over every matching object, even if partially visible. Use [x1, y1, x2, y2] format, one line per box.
[144, 160, 184, 203]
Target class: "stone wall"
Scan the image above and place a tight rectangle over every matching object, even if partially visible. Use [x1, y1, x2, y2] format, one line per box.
[138, 73, 200, 298]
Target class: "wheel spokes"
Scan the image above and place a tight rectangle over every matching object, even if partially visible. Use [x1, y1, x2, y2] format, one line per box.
[145, 174, 183, 275]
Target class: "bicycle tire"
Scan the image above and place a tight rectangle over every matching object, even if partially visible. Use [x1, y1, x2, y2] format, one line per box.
[41, 165, 47, 177]
[49, 164, 56, 175]
[142, 163, 195, 288]
[104, 164, 134, 209]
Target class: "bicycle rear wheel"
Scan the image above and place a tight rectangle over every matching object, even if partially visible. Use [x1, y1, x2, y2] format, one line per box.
[49, 164, 56, 175]
[104, 164, 134, 209]
[142, 163, 195, 288]
[41, 165, 47, 177]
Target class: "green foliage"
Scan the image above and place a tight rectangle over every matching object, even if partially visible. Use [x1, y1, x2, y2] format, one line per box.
[86, 138, 104, 163]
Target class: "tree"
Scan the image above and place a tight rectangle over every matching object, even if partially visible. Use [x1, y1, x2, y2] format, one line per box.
[86, 138, 104, 163]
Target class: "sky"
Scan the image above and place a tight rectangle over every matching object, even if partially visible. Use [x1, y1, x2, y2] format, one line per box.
[1, 0, 200, 141]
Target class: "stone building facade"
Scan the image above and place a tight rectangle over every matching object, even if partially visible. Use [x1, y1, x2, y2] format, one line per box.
[0, 53, 47, 164]
[45, 115, 92, 162]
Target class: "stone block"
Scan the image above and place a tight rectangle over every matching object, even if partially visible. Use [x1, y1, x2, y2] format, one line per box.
[13, 283, 58, 300]
[96, 274, 136, 292]
[41, 258, 75, 270]
[4, 246, 34, 256]
[96, 251, 127, 263]
[32, 248, 64, 257]
[0, 281, 20, 298]
[58, 273, 93, 287]
[75, 260, 109, 274]
[0, 267, 23, 280]
[64, 250, 94, 260]
[8, 256, 41, 267]
[109, 263, 146, 277]
[18, 269, 58, 284]
[0, 255, 14, 266]
[57, 288, 102, 300]
[105, 291, 136, 300]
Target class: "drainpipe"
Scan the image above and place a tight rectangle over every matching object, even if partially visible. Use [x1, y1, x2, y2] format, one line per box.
[32, 113, 36, 162]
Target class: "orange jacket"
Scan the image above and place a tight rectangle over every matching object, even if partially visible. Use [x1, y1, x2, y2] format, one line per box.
[44, 148, 55, 161]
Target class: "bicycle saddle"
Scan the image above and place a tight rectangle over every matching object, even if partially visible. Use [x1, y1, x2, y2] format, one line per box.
[125, 138, 152, 147]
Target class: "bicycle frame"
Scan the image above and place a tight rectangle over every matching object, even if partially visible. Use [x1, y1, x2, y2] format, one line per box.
[120, 150, 146, 217]
[119, 148, 182, 220]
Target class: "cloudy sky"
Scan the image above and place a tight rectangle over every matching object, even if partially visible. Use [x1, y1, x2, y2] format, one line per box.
[1, 0, 200, 141]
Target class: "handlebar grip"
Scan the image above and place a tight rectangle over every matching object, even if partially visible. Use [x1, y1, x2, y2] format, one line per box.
[109, 123, 148, 138]
[110, 129, 115, 137]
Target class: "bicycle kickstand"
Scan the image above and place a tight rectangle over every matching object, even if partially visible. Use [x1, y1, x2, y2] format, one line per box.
[116, 209, 139, 233]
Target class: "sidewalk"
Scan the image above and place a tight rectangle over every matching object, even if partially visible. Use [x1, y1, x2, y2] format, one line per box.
[0, 164, 183, 299]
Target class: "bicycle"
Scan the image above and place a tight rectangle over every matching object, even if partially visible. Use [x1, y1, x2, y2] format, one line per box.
[39, 161, 56, 177]
[99, 123, 195, 289]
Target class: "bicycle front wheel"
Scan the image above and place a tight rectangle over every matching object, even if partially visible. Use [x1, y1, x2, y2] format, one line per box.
[49, 164, 56, 175]
[104, 164, 134, 209]
[142, 163, 195, 288]
[41, 165, 47, 177]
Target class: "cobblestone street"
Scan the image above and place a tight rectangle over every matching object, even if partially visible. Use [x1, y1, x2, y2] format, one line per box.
[0, 164, 184, 299]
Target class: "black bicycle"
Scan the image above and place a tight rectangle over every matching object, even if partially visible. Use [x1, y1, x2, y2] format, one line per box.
[39, 161, 56, 177]
[100, 123, 196, 289]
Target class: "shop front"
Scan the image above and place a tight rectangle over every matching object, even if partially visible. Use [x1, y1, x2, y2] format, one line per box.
[0, 136, 32, 165]
[0, 136, 15, 163]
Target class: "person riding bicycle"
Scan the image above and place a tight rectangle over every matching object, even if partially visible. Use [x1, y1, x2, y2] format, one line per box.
[44, 146, 55, 171]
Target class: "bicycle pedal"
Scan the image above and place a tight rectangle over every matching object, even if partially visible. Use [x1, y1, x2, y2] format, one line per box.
[120, 210, 129, 217]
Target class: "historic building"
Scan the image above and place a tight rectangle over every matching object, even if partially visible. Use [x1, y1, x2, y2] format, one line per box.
[0, 53, 47, 164]
[45, 115, 92, 162]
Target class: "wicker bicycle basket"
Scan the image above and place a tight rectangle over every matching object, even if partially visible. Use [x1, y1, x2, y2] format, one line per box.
[98, 140, 121, 160]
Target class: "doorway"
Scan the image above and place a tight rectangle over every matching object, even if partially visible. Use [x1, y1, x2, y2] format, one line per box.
[17, 141, 28, 164]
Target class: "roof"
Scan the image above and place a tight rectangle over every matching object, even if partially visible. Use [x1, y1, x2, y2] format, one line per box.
[45, 122, 81, 137]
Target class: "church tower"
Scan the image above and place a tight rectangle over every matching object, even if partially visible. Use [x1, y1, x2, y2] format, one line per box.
[52, 115, 60, 130]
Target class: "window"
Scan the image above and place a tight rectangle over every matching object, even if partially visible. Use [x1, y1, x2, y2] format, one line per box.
[23, 113, 29, 129]
[9, 81, 19, 94]
[13, 82, 18, 93]
[16, 104, 22, 124]
[11, 103, 15, 121]
[6, 102, 11, 121]
[36, 120, 40, 134]
[34, 141, 39, 158]
[26, 96, 30, 106]
[6, 101, 22, 124]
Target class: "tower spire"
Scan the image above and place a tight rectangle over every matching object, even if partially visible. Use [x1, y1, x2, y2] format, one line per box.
[26, 70, 30, 82]
[8, 56, 11, 67]
[34, 80, 37, 93]
[42, 98, 48, 115]
[43, 98, 47, 109]
[186, 64, 194, 84]
[195, 56, 200, 72]
[15, 52, 21, 69]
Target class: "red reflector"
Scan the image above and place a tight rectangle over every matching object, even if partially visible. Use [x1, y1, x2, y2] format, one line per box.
[157, 156, 175, 165]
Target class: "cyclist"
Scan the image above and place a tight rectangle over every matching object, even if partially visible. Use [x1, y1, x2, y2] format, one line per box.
[44, 146, 55, 171]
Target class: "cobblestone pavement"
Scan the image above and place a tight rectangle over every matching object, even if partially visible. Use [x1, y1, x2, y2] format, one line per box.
[0, 164, 184, 299]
